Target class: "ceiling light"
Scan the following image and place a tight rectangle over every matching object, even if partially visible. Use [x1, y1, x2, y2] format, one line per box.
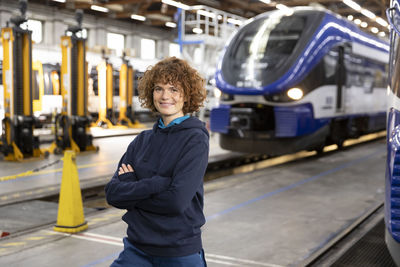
[370, 27, 379, 33]
[361, 9, 376, 19]
[360, 21, 368, 28]
[197, 10, 216, 19]
[131, 14, 146, 21]
[276, 4, 293, 15]
[354, 18, 361, 25]
[193, 27, 203, 34]
[378, 31, 386, 37]
[161, 0, 189, 10]
[91, 5, 109, 13]
[227, 17, 243, 26]
[52, 0, 66, 2]
[347, 15, 354, 21]
[165, 22, 177, 28]
[376, 17, 389, 27]
[259, 0, 271, 3]
[343, 0, 361, 11]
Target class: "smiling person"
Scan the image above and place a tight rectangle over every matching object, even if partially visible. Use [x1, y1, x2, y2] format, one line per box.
[105, 57, 209, 267]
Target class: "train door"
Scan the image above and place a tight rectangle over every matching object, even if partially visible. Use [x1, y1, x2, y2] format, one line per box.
[336, 45, 347, 113]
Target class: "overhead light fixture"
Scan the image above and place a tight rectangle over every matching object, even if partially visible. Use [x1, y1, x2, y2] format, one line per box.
[378, 31, 386, 37]
[259, 0, 271, 3]
[361, 9, 376, 19]
[165, 22, 177, 28]
[360, 21, 368, 28]
[354, 18, 361, 25]
[91, 5, 109, 13]
[193, 27, 203, 34]
[161, 0, 189, 10]
[276, 4, 293, 15]
[370, 27, 379, 33]
[227, 17, 243, 26]
[376, 17, 389, 27]
[52, 0, 66, 3]
[131, 14, 146, 21]
[342, 0, 361, 11]
[347, 15, 354, 21]
[197, 9, 216, 19]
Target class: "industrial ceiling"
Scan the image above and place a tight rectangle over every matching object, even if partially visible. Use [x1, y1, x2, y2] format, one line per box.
[29, 0, 391, 35]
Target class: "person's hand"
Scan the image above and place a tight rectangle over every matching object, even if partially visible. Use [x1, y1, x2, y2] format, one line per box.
[119, 163, 134, 175]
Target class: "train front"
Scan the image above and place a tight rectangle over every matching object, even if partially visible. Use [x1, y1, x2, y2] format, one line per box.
[386, 0, 400, 264]
[210, 8, 326, 155]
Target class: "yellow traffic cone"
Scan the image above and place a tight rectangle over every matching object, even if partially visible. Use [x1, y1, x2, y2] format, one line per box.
[54, 150, 88, 233]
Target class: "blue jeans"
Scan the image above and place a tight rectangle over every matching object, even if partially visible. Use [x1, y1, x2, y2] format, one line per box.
[110, 238, 207, 267]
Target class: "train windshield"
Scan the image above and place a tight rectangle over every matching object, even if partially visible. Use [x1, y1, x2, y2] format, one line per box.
[232, 14, 305, 67]
[221, 10, 324, 89]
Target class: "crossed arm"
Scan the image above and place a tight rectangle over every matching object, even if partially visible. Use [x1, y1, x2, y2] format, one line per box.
[105, 153, 171, 210]
[105, 139, 209, 213]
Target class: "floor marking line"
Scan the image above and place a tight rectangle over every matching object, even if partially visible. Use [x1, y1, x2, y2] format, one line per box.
[46, 230, 124, 247]
[206, 258, 242, 266]
[207, 253, 284, 267]
[0, 160, 117, 182]
[70, 235, 124, 247]
[78, 232, 123, 242]
[47, 231, 277, 267]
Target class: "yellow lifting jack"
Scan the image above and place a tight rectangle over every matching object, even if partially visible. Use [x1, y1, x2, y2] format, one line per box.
[0, 0, 47, 161]
[117, 53, 144, 128]
[48, 10, 97, 154]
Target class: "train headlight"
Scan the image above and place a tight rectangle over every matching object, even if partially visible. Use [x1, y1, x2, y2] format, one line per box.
[213, 88, 222, 98]
[287, 87, 303, 100]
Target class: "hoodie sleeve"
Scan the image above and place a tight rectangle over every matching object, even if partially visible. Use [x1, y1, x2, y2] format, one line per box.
[135, 138, 209, 215]
[105, 139, 171, 210]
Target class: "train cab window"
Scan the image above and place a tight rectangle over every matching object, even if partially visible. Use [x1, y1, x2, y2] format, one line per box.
[32, 70, 40, 100]
[231, 15, 305, 68]
[43, 71, 53, 95]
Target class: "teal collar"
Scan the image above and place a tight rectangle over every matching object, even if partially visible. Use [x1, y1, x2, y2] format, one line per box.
[158, 115, 190, 128]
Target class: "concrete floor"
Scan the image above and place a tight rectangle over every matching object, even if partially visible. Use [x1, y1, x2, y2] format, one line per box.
[0, 130, 230, 205]
[0, 137, 386, 266]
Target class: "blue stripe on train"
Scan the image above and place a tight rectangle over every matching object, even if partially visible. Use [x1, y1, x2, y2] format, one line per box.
[210, 105, 230, 134]
[274, 103, 329, 137]
[210, 104, 385, 137]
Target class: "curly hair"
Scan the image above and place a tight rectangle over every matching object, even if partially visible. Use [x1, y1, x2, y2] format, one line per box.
[138, 57, 206, 114]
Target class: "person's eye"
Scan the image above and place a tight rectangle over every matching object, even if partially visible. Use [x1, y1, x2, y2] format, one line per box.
[171, 88, 179, 93]
[154, 87, 162, 92]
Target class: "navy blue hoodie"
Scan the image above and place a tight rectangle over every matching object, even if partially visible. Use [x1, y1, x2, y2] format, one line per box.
[105, 116, 209, 257]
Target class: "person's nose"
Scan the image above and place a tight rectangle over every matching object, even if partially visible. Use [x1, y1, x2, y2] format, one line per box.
[160, 89, 171, 99]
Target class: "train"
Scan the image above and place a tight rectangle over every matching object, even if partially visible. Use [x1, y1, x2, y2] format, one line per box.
[386, 0, 400, 265]
[210, 6, 389, 156]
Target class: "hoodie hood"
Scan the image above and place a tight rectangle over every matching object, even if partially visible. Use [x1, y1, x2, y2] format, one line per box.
[143, 116, 209, 162]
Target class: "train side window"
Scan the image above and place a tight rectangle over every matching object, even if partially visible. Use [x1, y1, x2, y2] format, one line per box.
[362, 71, 374, 93]
[390, 37, 400, 97]
[323, 49, 338, 83]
